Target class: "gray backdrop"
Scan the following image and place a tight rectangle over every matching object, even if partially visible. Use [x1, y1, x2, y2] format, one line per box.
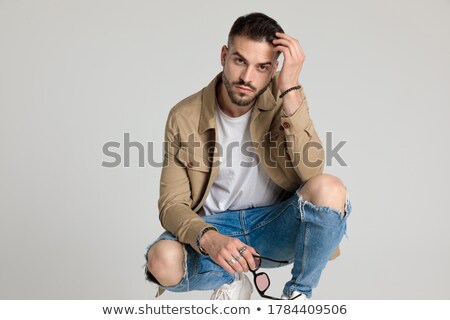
[1, 0, 449, 299]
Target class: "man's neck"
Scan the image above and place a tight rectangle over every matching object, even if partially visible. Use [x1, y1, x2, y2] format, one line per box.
[216, 81, 254, 118]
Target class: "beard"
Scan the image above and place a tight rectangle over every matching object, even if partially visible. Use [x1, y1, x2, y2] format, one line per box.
[222, 73, 271, 107]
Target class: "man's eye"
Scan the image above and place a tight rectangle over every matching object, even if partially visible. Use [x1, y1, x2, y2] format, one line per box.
[258, 65, 269, 71]
[235, 58, 244, 64]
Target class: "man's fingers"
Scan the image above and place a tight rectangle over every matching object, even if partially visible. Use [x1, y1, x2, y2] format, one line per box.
[232, 249, 249, 272]
[209, 237, 258, 273]
[273, 41, 303, 64]
[230, 243, 251, 272]
[246, 246, 259, 270]
[222, 252, 245, 273]
[274, 32, 292, 41]
[217, 257, 237, 274]
[272, 38, 300, 57]
[248, 245, 259, 256]
[229, 255, 244, 272]
[236, 245, 257, 270]
[273, 44, 291, 59]
[273, 33, 305, 62]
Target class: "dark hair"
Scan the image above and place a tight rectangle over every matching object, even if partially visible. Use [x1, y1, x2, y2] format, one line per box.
[228, 12, 284, 45]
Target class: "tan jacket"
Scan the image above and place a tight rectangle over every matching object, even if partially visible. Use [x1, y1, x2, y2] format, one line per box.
[158, 73, 336, 257]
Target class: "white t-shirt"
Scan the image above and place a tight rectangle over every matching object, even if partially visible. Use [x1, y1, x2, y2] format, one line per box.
[202, 105, 286, 215]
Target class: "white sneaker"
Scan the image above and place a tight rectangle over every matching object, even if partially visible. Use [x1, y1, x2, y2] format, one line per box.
[281, 291, 309, 300]
[210, 273, 253, 300]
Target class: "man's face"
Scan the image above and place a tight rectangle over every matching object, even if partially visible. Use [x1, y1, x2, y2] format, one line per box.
[221, 35, 279, 107]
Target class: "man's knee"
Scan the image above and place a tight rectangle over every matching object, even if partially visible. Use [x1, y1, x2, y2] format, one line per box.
[147, 240, 185, 287]
[299, 174, 347, 214]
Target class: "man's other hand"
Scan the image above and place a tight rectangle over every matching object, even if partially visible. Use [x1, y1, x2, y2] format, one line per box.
[272, 32, 305, 93]
[200, 230, 258, 273]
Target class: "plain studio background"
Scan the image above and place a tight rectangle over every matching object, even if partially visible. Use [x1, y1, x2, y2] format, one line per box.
[1, 0, 449, 300]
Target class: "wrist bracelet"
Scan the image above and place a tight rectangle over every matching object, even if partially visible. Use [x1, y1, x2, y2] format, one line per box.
[279, 85, 302, 98]
[196, 226, 218, 256]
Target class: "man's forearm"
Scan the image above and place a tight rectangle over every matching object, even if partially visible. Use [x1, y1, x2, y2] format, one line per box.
[280, 85, 303, 116]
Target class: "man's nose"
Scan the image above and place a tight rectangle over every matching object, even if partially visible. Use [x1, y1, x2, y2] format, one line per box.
[240, 66, 254, 84]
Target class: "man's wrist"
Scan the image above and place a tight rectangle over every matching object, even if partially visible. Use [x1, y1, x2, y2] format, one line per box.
[279, 84, 302, 99]
[196, 226, 218, 255]
[281, 89, 303, 116]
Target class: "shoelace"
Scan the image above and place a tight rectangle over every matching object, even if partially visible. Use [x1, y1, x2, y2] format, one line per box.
[210, 284, 232, 300]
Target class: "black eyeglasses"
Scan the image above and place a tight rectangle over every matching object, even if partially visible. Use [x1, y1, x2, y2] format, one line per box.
[249, 255, 297, 300]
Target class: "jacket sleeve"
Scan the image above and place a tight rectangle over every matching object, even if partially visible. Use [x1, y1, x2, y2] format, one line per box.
[278, 85, 325, 182]
[157, 110, 214, 252]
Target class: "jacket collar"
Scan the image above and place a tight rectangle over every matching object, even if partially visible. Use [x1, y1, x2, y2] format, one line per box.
[198, 73, 277, 134]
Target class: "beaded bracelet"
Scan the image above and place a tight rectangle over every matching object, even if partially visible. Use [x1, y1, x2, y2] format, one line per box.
[196, 226, 218, 256]
[279, 85, 302, 98]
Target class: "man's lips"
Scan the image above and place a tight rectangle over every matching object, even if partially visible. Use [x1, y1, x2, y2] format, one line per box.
[235, 85, 254, 93]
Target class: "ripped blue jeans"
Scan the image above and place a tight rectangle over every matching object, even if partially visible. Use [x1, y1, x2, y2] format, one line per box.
[145, 192, 351, 298]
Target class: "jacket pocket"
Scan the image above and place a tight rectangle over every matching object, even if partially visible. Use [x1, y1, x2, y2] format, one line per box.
[176, 147, 210, 172]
